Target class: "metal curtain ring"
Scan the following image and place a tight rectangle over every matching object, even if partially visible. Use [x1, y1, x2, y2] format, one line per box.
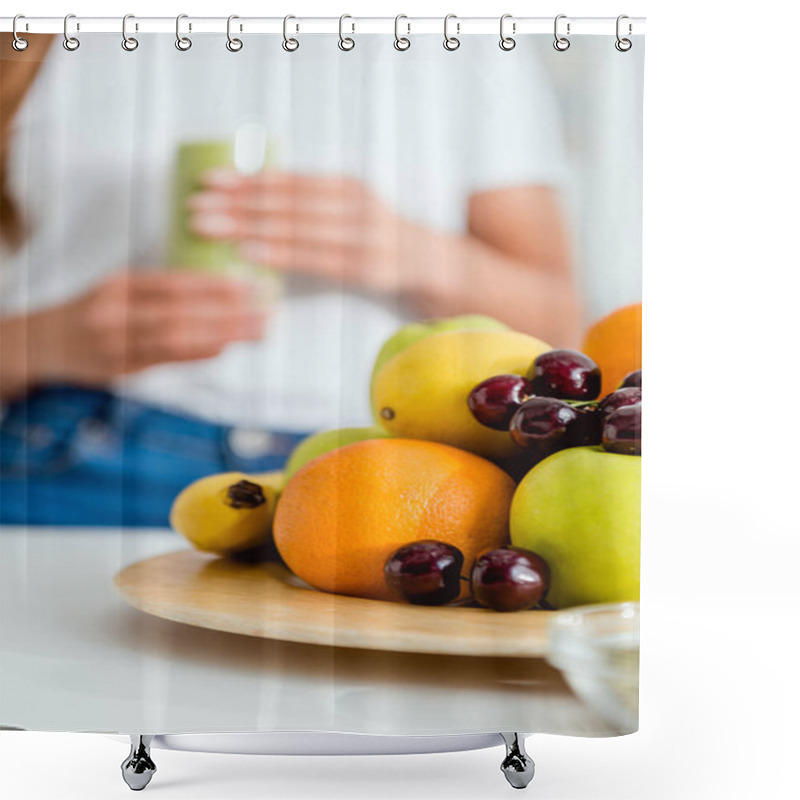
[443, 14, 460, 51]
[63, 13, 80, 51]
[282, 15, 299, 52]
[226, 15, 243, 51]
[615, 14, 632, 51]
[175, 14, 192, 51]
[12, 15, 28, 51]
[553, 14, 570, 51]
[499, 14, 516, 51]
[394, 14, 410, 51]
[122, 14, 139, 51]
[338, 14, 355, 51]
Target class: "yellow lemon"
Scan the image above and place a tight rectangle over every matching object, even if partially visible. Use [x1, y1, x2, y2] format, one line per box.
[372, 329, 552, 460]
[369, 315, 508, 400]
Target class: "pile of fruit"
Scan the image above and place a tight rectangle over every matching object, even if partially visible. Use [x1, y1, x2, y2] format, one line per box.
[171, 305, 642, 613]
[468, 351, 641, 461]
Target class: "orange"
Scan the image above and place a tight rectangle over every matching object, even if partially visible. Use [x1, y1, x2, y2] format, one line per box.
[273, 438, 516, 603]
[582, 302, 642, 397]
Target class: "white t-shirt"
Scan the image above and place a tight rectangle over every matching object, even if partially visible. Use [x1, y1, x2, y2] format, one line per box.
[1, 33, 568, 431]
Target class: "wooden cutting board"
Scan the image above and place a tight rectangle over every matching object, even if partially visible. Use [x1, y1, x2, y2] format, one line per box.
[114, 549, 552, 658]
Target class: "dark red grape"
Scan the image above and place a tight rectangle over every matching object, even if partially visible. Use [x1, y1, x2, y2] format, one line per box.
[471, 547, 550, 612]
[468, 374, 533, 430]
[509, 397, 580, 459]
[619, 370, 642, 389]
[385, 540, 465, 605]
[597, 387, 642, 420]
[526, 349, 602, 401]
[602, 404, 642, 455]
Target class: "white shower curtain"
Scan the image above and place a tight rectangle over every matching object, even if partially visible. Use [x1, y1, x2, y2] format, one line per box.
[0, 26, 643, 742]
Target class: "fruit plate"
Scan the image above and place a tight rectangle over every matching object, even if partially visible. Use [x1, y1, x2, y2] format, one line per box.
[113, 549, 552, 658]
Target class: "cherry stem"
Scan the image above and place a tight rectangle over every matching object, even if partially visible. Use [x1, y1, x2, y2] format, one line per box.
[565, 399, 599, 408]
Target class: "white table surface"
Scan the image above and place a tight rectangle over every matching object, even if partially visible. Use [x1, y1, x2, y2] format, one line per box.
[0, 526, 617, 737]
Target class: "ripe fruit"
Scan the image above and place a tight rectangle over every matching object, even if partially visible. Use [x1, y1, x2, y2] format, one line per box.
[284, 426, 389, 482]
[372, 329, 552, 460]
[597, 387, 642, 420]
[170, 471, 281, 555]
[385, 540, 465, 605]
[370, 315, 508, 396]
[468, 374, 533, 430]
[619, 370, 642, 389]
[508, 397, 581, 460]
[510, 446, 640, 608]
[602, 404, 642, 455]
[582, 303, 642, 397]
[471, 547, 550, 612]
[527, 349, 601, 401]
[273, 439, 515, 602]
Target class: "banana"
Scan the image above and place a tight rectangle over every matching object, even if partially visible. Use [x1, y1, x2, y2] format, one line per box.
[169, 471, 283, 555]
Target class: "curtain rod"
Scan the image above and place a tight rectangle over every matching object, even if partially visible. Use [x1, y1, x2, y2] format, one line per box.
[0, 16, 645, 37]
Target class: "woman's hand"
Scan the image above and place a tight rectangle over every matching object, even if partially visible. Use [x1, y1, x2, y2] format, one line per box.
[187, 171, 580, 346]
[0, 270, 266, 399]
[188, 170, 443, 295]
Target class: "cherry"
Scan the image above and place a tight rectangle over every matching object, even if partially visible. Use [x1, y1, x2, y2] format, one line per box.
[527, 349, 602, 401]
[471, 547, 551, 612]
[597, 387, 642, 420]
[468, 374, 533, 430]
[602, 404, 642, 455]
[385, 540, 465, 605]
[619, 370, 642, 389]
[509, 397, 581, 459]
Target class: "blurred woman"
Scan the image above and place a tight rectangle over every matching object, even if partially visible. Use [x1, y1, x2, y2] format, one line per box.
[0, 32, 577, 526]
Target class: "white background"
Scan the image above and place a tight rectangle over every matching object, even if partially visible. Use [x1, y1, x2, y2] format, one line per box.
[1, 1, 799, 799]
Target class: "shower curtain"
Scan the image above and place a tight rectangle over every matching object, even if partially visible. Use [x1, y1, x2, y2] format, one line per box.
[0, 22, 643, 743]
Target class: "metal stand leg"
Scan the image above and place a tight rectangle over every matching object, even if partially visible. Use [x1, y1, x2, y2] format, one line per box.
[121, 735, 157, 791]
[500, 732, 535, 790]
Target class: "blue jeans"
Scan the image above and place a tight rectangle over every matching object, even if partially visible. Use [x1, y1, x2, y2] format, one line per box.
[0, 385, 309, 527]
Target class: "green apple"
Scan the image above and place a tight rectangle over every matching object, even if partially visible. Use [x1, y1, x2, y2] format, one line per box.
[510, 446, 640, 609]
[284, 426, 390, 483]
[370, 315, 508, 397]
